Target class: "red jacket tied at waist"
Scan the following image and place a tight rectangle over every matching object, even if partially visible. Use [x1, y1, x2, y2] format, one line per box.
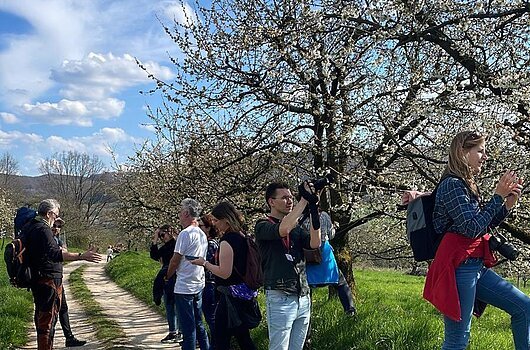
[423, 232, 496, 321]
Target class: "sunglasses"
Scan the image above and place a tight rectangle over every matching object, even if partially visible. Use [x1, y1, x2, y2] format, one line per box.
[52, 224, 62, 229]
[464, 131, 483, 142]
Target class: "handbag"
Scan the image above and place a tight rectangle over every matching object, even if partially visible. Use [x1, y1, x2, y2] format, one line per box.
[241, 298, 262, 329]
[303, 247, 322, 264]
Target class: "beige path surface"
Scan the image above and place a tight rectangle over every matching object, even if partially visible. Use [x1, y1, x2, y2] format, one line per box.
[19, 258, 180, 349]
[19, 261, 102, 350]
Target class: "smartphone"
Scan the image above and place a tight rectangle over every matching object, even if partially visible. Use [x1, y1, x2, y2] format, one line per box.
[185, 255, 199, 260]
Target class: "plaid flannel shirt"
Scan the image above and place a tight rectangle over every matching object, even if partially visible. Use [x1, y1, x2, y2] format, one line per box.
[433, 176, 509, 238]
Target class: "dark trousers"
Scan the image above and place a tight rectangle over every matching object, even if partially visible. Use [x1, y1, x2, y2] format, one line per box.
[202, 282, 218, 349]
[31, 278, 63, 350]
[214, 295, 256, 350]
[59, 288, 73, 339]
[335, 270, 356, 312]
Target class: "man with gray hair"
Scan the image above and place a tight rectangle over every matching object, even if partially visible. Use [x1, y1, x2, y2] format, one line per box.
[23, 199, 101, 350]
[165, 198, 210, 350]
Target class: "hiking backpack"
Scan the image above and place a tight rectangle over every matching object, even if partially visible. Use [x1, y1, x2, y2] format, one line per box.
[4, 207, 37, 288]
[14, 206, 37, 238]
[234, 234, 263, 290]
[4, 234, 32, 289]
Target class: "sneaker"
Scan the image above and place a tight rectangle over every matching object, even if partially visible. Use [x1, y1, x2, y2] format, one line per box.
[346, 308, 357, 317]
[161, 333, 178, 343]
[65, 337, 87, 347]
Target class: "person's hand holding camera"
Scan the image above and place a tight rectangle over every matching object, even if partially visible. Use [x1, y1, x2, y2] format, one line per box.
[506, 177, 524, 210]
[495, 171, 520, 198]
[298, 180, 319, 205]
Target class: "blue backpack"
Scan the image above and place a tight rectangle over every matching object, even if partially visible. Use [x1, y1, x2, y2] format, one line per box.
[14, 207, 37, 238]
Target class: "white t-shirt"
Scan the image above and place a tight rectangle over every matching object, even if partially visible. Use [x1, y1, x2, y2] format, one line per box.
[173, 225, 208, 294]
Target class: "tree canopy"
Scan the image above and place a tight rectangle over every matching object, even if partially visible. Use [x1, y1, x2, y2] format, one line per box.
[117, 0, 530, 268]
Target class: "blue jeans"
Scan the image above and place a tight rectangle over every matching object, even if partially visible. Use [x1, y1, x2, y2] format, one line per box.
[443, 258, 530, 350]
[175, 291, 210, 350]
[164, 292, 180, 334]
[265, 289, 311, 350]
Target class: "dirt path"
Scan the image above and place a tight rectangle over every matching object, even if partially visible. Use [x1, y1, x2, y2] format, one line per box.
[20, 258, 179, 349]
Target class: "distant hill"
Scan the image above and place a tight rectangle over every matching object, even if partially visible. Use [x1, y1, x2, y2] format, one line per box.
[13, 175, 47, 198]
[7, 172, 117, 205]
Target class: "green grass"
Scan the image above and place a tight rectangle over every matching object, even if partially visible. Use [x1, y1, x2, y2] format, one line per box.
[3, 249, 527, 349]
[106, 252, 530, 350]
[0, 250, 34, 350]
[68, 265, 128, 348]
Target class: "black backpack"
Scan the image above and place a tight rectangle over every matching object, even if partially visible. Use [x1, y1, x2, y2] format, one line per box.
[406, 190, 442, 262]
[234, 234, 263, 290]
[406, 175, 461, 262]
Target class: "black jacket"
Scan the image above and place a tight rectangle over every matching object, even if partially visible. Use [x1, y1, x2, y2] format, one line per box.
[23, 217, 63, 280]
[152, 266, 176, 306]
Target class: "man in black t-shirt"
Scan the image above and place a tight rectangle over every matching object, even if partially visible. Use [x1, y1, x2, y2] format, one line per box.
[255, 182, 321, 350]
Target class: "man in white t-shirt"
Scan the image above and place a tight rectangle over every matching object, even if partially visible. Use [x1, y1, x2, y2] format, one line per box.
[165, 198, 209, 350]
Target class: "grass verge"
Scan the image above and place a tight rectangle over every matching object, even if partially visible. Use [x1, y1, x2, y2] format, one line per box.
[106, 251, 530, 349]
[68, 264, 128, 348]
[0, 249, 34, 350]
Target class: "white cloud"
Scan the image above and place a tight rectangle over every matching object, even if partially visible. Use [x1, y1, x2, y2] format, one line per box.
[0, 112, 20, 124]
[51, 52, 174, 100]
[138, 123, 157, 132]
[0, 1, 176, 107]
[0, 129, 43, 147]
[162, 1, 197, 26]
[21, 98, 125, 126]
[44, 127, 138, 156]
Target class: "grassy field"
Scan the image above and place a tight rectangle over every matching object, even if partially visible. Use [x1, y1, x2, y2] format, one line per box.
[0, 246, 34, 350]
[106, 251, 526, 350]
[1, 249, 527, 349]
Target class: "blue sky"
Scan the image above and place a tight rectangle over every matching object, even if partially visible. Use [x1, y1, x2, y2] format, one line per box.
[0, 1, 194, 176]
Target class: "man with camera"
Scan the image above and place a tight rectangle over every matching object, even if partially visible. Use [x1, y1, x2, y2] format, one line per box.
[255, 181, 321, 350]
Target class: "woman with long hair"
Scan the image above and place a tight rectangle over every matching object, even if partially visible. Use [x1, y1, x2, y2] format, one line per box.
[191, 202, 257, 350]
[424, 130, 530, 349]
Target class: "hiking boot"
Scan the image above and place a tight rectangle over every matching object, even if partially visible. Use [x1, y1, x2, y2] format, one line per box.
[65, 337, 87, 347]
[161, 333, 179, 343]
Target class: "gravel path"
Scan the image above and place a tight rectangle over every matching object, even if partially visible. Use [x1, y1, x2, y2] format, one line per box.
[19, 258, 179, 349]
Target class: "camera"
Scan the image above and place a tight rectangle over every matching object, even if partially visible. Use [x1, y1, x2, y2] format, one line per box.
[312, 173, 335, 191]
[489, 233, 519, 261]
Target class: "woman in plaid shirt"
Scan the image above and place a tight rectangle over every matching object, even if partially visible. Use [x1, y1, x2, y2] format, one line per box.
[424, 130, 530, 350]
